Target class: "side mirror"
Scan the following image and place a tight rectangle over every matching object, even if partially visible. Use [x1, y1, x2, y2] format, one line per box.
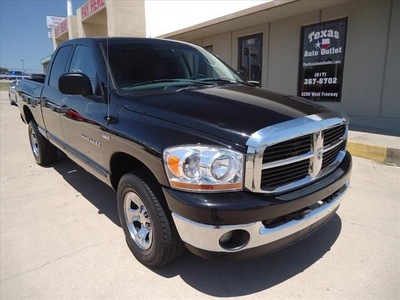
[59, 73, 93, 96]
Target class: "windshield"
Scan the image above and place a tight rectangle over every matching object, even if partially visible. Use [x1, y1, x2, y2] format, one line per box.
[103, 40, 247, 94]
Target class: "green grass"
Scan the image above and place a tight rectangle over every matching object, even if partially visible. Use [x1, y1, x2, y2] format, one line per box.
[0, 82, 10, 91]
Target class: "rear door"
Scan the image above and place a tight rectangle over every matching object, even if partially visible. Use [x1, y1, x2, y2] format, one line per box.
[41, 45, 73, 148]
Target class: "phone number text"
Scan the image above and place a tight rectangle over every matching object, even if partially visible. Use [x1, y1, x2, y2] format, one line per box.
[303, 77, 338, 85]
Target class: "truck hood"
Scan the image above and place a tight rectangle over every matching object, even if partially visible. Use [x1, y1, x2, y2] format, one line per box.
[122, 85, 330, 145]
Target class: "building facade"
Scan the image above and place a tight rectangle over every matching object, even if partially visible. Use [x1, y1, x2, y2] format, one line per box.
[161, 0, 399, 131]
[51, 0, 146, 48]
[48, 0, 399, 131]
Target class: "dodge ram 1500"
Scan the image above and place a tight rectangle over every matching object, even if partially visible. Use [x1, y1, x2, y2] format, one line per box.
[17, 37, 352, 267]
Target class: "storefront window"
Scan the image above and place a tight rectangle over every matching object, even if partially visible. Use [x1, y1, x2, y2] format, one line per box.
[238, 34, 262, 84]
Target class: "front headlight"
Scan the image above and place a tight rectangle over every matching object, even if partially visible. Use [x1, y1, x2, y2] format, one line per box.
[163, 146, 243, 192]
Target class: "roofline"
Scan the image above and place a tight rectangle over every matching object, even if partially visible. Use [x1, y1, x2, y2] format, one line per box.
[158, 0, 351, 41]
[157, 0, 297, 39]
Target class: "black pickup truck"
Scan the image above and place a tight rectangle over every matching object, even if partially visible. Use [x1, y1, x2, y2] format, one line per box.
[17, 37, 352, 267]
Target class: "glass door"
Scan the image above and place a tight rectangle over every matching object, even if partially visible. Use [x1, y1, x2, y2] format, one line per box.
[238, 34, 263, 85]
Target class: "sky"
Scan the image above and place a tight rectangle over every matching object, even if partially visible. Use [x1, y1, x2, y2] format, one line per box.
[0, 0, 270, 73]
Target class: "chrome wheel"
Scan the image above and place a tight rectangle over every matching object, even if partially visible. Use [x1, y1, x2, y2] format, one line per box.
[27, 121, 57, 166]
[30, 129, 40, 157]
[117, 173, 185, 267]
[123, 191, 152, 250]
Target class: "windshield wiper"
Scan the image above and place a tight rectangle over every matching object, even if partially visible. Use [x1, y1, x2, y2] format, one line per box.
[127, 79, 214, 88]
[128, 79, 183, 88]
[198, 78, 251, 86]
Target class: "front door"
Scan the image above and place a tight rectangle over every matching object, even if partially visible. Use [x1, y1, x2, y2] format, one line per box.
[60, 44, 109, 179]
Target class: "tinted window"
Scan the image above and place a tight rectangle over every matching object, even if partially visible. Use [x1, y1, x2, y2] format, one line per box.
[69, 45, 97, 92]
[49, 45, 72, 88]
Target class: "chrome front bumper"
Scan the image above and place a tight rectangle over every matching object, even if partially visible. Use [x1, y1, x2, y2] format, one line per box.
[172, 180, 349, 253]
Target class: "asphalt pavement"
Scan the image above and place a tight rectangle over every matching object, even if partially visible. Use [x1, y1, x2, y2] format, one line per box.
[1, 90, 399, 299]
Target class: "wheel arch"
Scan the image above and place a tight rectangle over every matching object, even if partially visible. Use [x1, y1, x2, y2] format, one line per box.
[22, 105, 34, 124]
[109, 152, 166, 195]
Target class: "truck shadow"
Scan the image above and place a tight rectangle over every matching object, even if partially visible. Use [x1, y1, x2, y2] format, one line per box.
[52, 152, 342, 297]
[52, 152, 120, 226]
[156, 215, 342, 296]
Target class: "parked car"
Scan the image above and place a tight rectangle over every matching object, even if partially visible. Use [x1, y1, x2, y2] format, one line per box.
[8, 80, 19, 106]
[28, 73, 46, 80]
[1, 71, 29, 80]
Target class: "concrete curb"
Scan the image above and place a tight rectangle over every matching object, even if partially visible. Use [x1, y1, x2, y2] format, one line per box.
[347, 141, 400, 165]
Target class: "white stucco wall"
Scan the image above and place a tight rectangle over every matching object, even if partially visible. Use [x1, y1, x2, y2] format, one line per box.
[380, 0, 400, 119]
[267, 10, 319, 95]
[202, 32, 233, 66]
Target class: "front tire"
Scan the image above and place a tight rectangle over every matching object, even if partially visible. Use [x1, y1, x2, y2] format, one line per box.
[117, 173, 185, 267]
[28, 120, 57, 166]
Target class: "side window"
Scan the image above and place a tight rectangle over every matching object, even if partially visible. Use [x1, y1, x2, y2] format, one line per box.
[48, 45, 72, 88]
[69, 45, 97, 93]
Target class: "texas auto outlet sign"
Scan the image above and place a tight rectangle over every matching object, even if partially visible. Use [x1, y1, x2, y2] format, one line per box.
[298, 18, 348, 102]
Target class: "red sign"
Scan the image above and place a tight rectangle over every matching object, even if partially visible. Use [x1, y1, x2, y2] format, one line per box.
[81, 0, 106, 20]
[54, 19, 68, 38]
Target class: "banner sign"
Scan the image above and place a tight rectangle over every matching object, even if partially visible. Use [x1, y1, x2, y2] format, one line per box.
[46, 16, 66, 29]
[81, 0, 106, 21]
[54, 19, 68, 38]
[298, 18, 347, 102]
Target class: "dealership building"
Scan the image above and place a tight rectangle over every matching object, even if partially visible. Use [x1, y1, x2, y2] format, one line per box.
[49, 0, 399, 132]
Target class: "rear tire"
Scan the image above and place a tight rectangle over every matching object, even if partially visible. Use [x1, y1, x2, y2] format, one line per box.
[28, 120, 57, 166]
[117, 172, 185, 267]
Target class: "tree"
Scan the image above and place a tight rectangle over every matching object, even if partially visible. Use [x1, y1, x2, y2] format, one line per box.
[0, 67, 9, 74]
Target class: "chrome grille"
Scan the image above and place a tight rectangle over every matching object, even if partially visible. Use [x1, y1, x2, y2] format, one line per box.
[262, 135, 312, 163]
[324, 125, 346, 147]
[322, 141, 346, 169]
[261, 159, 309, 188]
[245, 112, 349, 194]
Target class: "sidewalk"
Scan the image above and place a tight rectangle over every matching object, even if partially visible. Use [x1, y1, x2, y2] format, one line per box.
[348, 131, 400, 165]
